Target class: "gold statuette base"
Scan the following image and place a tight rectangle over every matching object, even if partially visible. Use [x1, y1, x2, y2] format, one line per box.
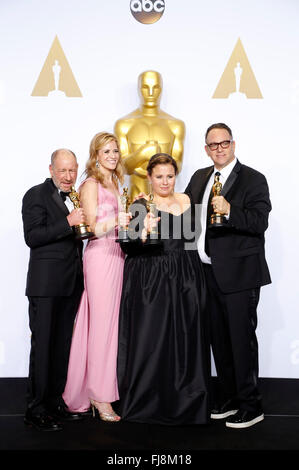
[208, 213, 225, 228]
[116, 228, 131, 243]
[74, 223, 95, 240]
[145, 230, 161, 244]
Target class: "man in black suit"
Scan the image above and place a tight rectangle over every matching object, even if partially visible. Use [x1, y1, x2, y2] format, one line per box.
[185, 123, 271, 428]
[22, 149, 86, 431]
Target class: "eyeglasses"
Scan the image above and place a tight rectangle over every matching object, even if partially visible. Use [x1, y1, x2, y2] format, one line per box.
[206, 140, 232, 151]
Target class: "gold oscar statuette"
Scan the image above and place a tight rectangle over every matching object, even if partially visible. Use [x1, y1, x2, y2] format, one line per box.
[209, 173, 225, 228]
[145, 193, 160, 244]
[68, 186, 95, 240]
[114, 70, 185, 200]
[116, 187, 131, 243]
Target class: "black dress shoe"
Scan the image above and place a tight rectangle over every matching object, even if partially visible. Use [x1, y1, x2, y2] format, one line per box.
[210, 399, 239, 419]
[50, 404, 83, 421]
[24, 412, 62, 431]
[226, 409, 264, 428]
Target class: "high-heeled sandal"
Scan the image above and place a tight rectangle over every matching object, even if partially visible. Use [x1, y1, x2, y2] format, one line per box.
[90, 399, 121, 422]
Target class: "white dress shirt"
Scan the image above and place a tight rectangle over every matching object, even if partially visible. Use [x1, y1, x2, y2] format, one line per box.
[198, 157, 236, 264]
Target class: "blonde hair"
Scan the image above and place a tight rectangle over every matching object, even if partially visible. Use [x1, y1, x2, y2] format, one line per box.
[85, 132, 124, 187]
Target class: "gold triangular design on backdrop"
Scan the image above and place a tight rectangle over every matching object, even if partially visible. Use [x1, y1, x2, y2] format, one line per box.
[31, 35, 82, 97]
[212, 38, 263, 99]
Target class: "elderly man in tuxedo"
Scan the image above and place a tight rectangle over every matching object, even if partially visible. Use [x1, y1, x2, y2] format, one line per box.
[185, 123, 271, 429]
[22, 149, 86, 431]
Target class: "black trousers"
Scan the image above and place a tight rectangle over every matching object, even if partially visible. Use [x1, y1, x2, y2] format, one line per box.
[203, 264, 262, 412]
[26, 276, 83, 415]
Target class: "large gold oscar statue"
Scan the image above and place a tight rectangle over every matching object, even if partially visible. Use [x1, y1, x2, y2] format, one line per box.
[114, 70, 185, 199]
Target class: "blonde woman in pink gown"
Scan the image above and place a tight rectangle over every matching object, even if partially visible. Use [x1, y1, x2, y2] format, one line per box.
[63, 132, 128, 422]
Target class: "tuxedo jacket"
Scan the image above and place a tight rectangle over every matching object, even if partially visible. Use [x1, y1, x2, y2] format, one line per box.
[185, 160, 271, 293]
[22, 178, 83, 297]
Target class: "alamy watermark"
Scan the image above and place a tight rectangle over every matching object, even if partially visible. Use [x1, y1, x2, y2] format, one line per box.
[97, 201, 203, 250]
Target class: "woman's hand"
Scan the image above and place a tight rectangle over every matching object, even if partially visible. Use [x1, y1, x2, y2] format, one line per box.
[141, 212, 160, 242]
[133, 192, 147, 202]
[118, 211, 132, 228]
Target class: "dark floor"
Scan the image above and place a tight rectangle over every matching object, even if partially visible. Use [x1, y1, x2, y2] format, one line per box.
[1, 378, 299, 466]
[1, 413, 299, 466]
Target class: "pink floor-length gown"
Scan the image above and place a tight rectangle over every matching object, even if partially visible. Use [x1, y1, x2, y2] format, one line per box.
[63, 179, 125, 412]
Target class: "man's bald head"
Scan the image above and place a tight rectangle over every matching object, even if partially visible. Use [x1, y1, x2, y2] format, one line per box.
[50, 148, 77, 166]
[49, 149, 78, 192]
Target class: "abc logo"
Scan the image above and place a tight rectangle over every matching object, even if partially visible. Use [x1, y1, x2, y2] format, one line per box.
[130, 0, 165, 24]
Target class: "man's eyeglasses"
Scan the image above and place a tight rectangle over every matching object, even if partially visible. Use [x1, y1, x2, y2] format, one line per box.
[206, 140, 232, 151]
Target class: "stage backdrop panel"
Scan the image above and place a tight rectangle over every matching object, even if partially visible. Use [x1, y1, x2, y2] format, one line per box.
[0, 0, 298, 378]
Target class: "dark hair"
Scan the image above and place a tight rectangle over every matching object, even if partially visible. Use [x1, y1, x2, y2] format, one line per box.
[147, 153, 178, 175]
[205, 123, 233, 142]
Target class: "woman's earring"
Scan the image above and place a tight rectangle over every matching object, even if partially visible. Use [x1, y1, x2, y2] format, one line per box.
[96, 160, 100, 169]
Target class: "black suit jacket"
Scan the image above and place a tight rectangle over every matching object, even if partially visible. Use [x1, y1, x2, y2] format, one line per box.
[22, 178, 83, 297]
[185, 160, 271, 293]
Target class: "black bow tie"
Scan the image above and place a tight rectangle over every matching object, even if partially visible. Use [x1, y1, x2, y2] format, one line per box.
[60, 191, 69, 201]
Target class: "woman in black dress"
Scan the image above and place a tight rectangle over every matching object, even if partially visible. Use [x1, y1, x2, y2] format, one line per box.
[117, 153, 210, 425]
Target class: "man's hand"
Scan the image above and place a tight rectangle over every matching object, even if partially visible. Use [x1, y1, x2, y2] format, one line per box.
[67, 208, 86, 227]
[211, 196, 230, 216]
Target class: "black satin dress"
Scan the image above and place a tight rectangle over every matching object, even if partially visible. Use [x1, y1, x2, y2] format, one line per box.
[117, 202, 211, 425]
